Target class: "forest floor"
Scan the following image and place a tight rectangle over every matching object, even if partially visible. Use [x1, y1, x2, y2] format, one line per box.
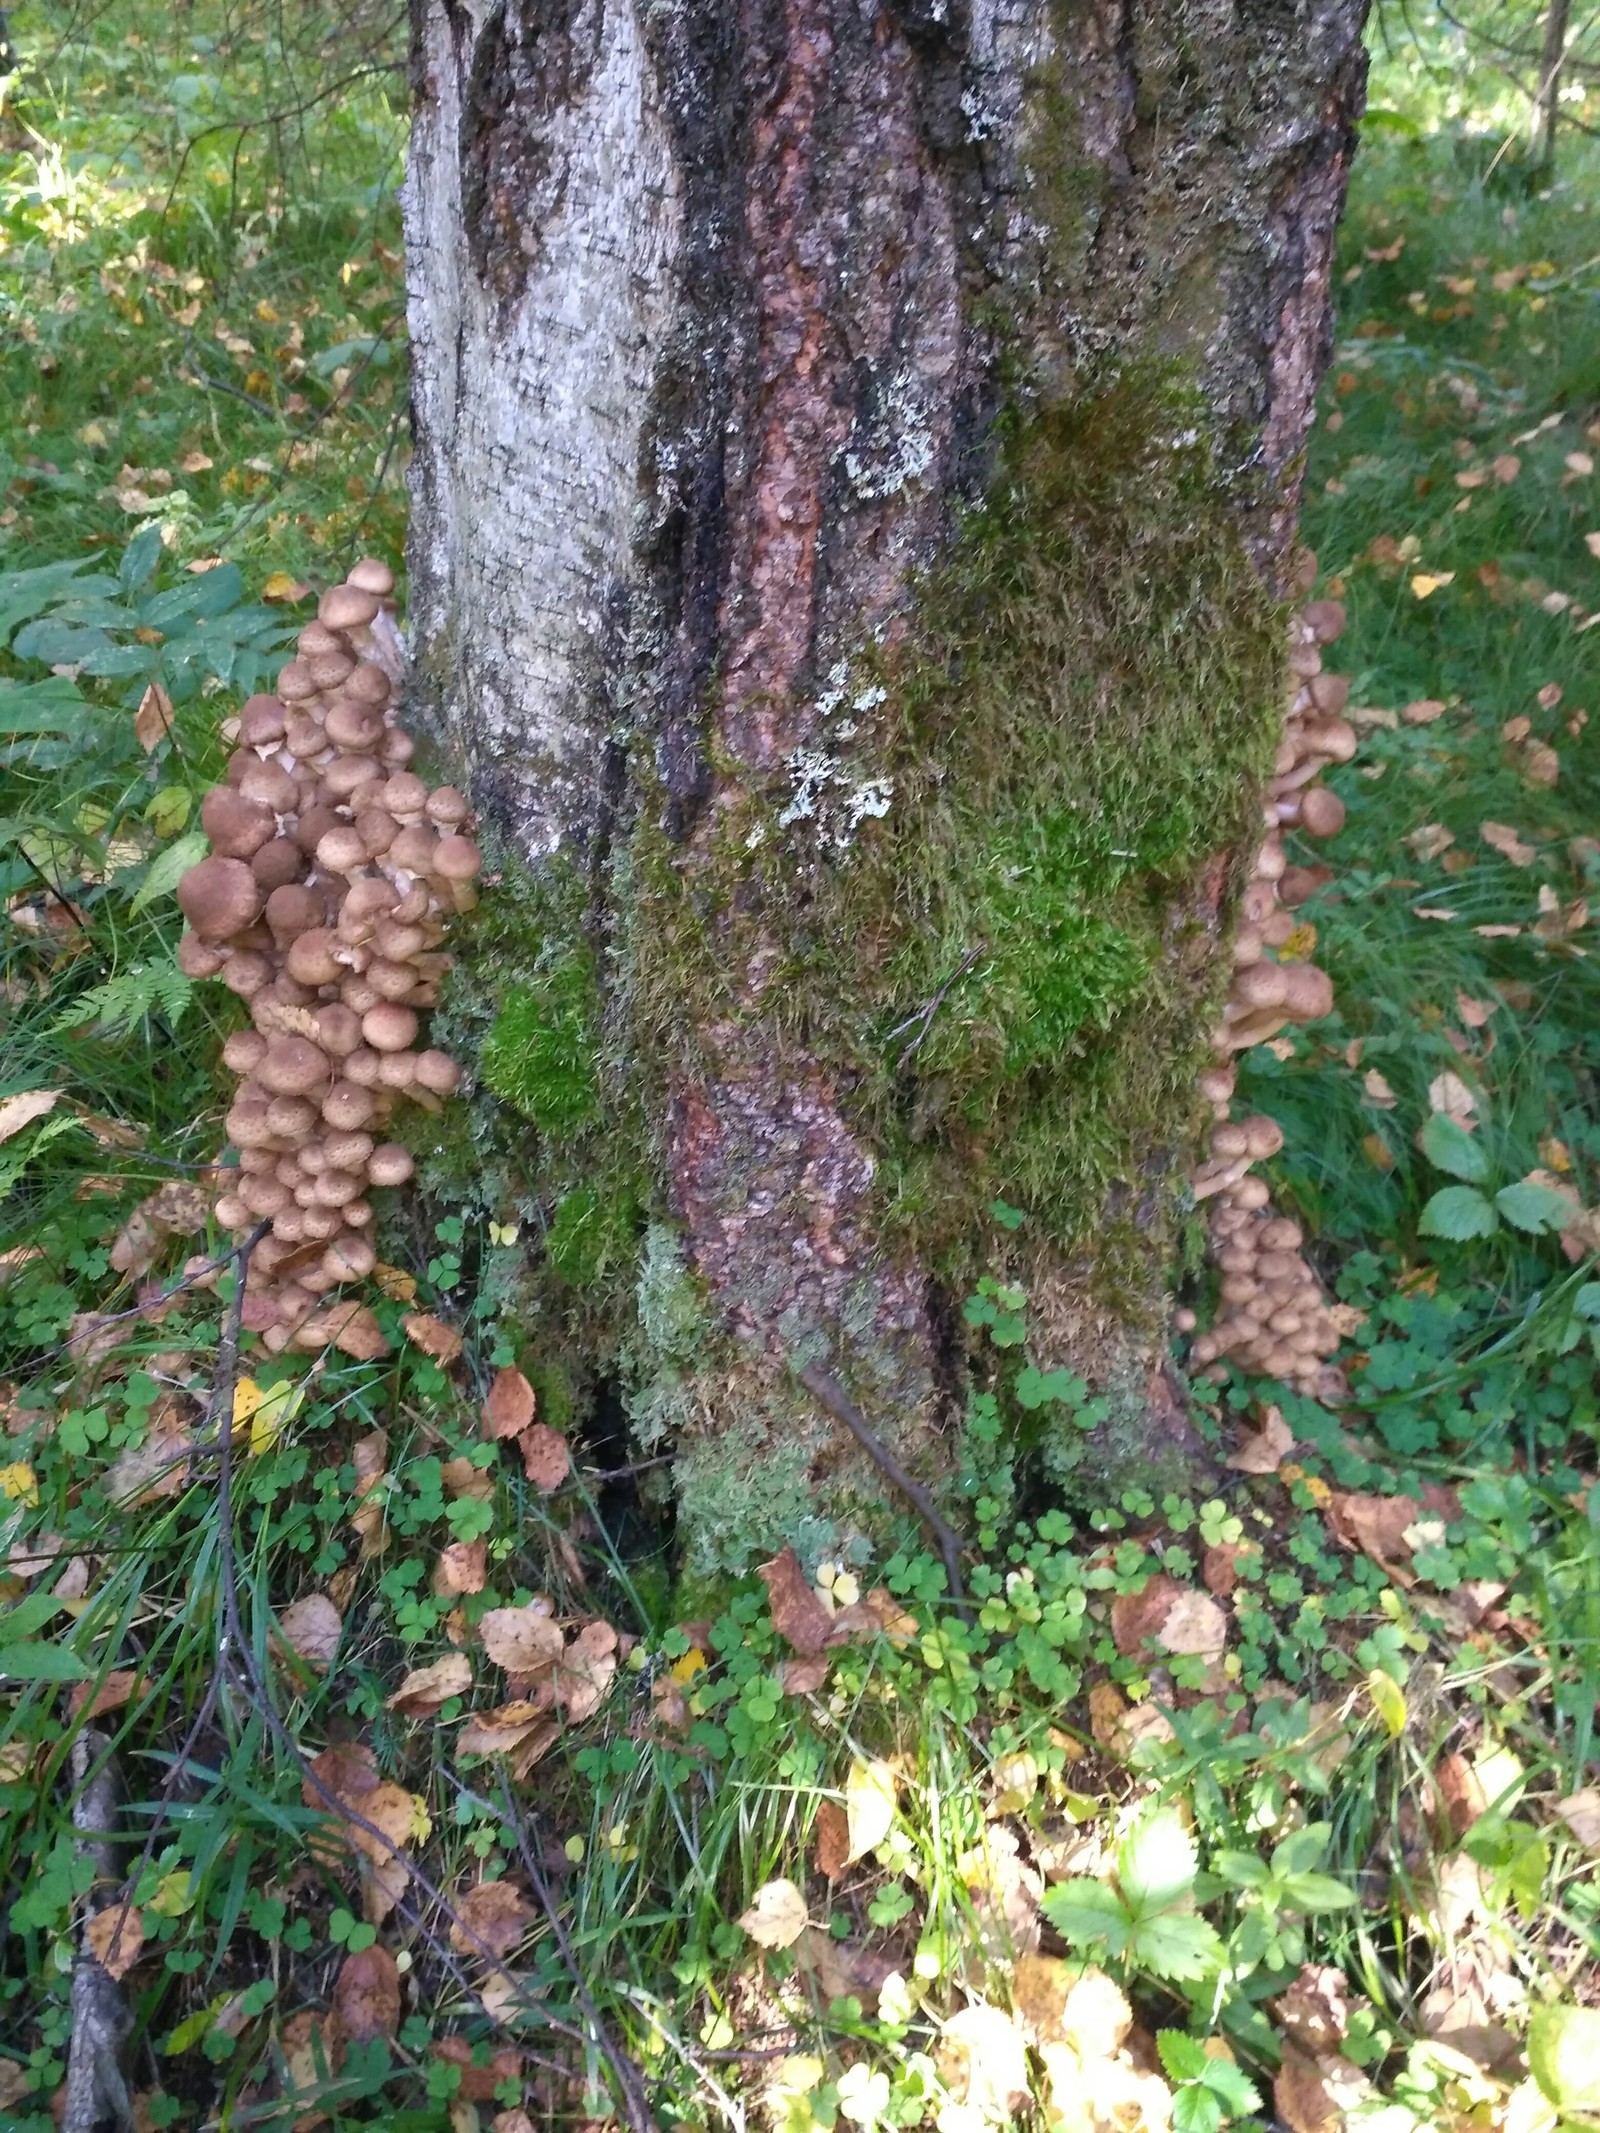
[1, 11, 1600, 2133]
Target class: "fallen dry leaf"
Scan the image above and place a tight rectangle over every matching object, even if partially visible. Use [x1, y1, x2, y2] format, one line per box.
[1407, 822, 1455, 860]
[813, 1798, 850, 1880]
[388, 1652, 473, 1717]
[553, 1619, 617, 1722]
[479, 1604, 563, 1676]
[299, 1300, 390, 1362]
[1437, 1754, 1487, 1837]
[1226, 1404, 1295, 1474]
[1275, 1965, 1352, 2057]
[455, 1702, 553, 1760]
[1275, 2049, 1372, 2133]
[939, 2002, 1032, 2125]
[335, 1943, 400, 2041]
[739, 1877, 809, 1949]
[0, 1089, 61, 1146]
[133, 681, 174, 752]
[1402, 699, 1447, 725]
[1429, 1071, 1478, 1121]
[1480, 821, 1537, 866]
[758, 1544, 836, 1658]
[780, 1654, 830, 1695]
[449, 1878, 534, 1959]
[1362, 1068, 1398, 1108]
[1457, 991, 1496, 1028]
[68, 1669, 140, 1722]
[403, 1311, 463, 1365]
[519, 1422, 569, 1491]
[844, 1757, 898, 1864]
[1111, 1573, 1182, 1655]
[1156, 1588, 1228, 1660]
[432, 1539, 487, 1597]
[1555, 1788, 1600, 1850]
[1326, 1491, 1421, 1580]
[482, 1367, 536, 1440]
[278, 1593, 342, 1672]
[103, 1417, 190, 1507]
[431, 2038, 522, 2104]
[85, 1903, 144, 1981]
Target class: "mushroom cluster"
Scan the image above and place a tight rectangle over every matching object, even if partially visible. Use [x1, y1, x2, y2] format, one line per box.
[1180, 571, 1355, 1395]
[176, 560, 479, 1353]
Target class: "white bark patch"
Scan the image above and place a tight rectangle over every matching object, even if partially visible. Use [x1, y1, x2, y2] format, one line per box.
[404, 0, 681, 857]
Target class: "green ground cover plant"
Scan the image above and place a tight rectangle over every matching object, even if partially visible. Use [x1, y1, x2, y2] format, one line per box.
[0, 5, 1598, 2131]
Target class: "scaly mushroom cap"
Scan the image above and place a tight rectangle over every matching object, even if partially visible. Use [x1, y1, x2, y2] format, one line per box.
[177, 930, 228, 979]
[413, 1050, 461, 1096]
[326, 700, 386, 752]
[312, 1003, 364, 1057]
[1232, 962, 1288, 1012]
[1301, 599, 1347, 645]
[367, 1143, 414, 1189]
[1281, 963, 1334, 1022]
[1299, 787, 1346, 840]
[362, 1003, 417, 1054]
[425, 787, 470, 829]
[342, 660, 392, 707]
[346, 557, 396, 598]
[432, 835, 482, 883]
[257, 1037, 331, 1098]
[319, 584, 381, 631]
[179, 855, 264, 942]
[323, 1081, 376, 1132]
[286, 928, 343, 988]
[202, 786, 277, 860]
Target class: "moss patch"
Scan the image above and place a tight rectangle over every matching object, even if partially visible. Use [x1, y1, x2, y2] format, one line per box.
[631, 366, 1283, 1295]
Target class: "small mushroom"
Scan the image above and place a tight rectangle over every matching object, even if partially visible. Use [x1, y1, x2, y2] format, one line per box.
[319, 585, 382, 631]
[257, 1037, 331, 1099]
[362, 1003, 418, 1054]
[179, 855, 264, 942]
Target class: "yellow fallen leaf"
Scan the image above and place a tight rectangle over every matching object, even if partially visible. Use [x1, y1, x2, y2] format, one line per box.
[1365, 1670, 1407, 1739]
[670, 1647, 707, 1686]
[844, 1758, 898, 1864]
[233, 1377, 303, 1455]
[1410, 572, 1455, 598]
[261, 571, 312, 604]
[0, 1462, 37, 1504]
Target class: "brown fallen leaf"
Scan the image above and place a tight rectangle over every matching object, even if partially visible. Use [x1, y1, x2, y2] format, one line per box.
[1275, 1965, 1352, 2057]
[1325, 1490, 1422, 1580]
[792, 1923, 898, 2012]
[553, 1619, 617, 1722]
[1437, 1753, 1487, 1837]
[813, 1798, 850, 1880]
[519, 1422, 569, 1491]
[1407, 822, 1455, 860]
[103, 1417, 191, 1507]
[85, 1903, 144, 1981]
[759, 1544, 836, 1658]
[0, 1089, 63, 1147]
[335, 1943, 400, 2041]
[492, 2111, 537, 2133]
[739, 1877, 809, 1949]
[372, 1262, 417, 1303]
[1088, 1680, 1130, 1750]
[439, 1454, 494, 1502]
[403, 1311, 463, 1365]
[1156, 1588, 1228, 1660]
[388, 1652, 473, 1716]
[479, 1604, 563, 1676]
[781, 1654, 830, 1696]
[482, 1367, 536, 1440]
[68, 1669, 140, 1722]
[296, 1300, 390, 1362]
[278, 1593, 342, 1672]
[1110, 1573, 1182, 1656]
[1275, 2049, 1371, 2133]
[133, 680, 175, 753]
[1402, 698, 1447, 724]
[450, 1878, 534, 1959]
[432, 1539, 488, 1597]
[282, 2008, 348, 2115]
[456, 1701, 552, 1759]
[431, 2036, 523, 2104]
[1555, 1787, 1600, 1850]
[1226, 1403, 1295, 1474]
[1480, 821, 1537, 866]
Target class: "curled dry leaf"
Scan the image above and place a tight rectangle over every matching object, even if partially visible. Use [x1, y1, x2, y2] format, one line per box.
[1480, 821, 1537, 866]
[134, 680, 175, 752]
[403, 1311, 463, 1365]
[85, 1903, 144, 1981]
[299, 1300, 389, 1363]
[388, 1652, 473, 1716]
[758, 1544, 836, 1658]
[553, 1619, 617, 1722]
[1275, 2050, 1372, 2133]
[103, 1414, 191, 1507]
[482, 1367, 536, 1439]
[278, 1593, 342, 1672]
[479, 1604, 563, 1676]
[1402, 698, 1447, 725]
[449, 1878, 535, 1959]
[1275, 1964, 1353, 2057]
[1429, 1071, 1478, 1121]
[335, 1943, 401, 2041]
[440, 1454, 494, 1502]
[518, 1422, 569, 1491]
[455, 1702, 553, 1760]
[781, 1654, 830, 1696]
[739, 1877, 810, 1950]
[1226, 1403, 1295, 1474]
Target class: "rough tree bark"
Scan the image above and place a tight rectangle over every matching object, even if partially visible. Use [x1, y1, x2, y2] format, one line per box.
[402, 0, 1369, 1578]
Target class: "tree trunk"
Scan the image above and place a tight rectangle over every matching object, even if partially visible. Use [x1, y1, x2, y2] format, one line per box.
[402, 0, 1368, 1579]
[1532, 0, 1571, 175]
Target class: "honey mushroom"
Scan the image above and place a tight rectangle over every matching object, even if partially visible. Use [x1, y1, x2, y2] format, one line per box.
[178, 561, 479, 1356]
[1180, 560, 1354, 1398]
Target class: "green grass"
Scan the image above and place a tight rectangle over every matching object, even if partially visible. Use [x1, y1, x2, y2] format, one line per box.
[1, 6, 1599, 2131]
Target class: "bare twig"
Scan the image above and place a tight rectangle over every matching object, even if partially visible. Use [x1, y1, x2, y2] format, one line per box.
[886, 943, 987, 1072]
[65, 1729, 134, 2133]
[795, 1363, 973, 1623]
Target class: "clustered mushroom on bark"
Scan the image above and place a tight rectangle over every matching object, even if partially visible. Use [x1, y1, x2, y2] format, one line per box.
[176, 560, 479, 1354]
[1178, 568, 1354, 1395]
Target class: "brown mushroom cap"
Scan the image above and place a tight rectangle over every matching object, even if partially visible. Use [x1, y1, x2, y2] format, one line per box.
[307, 651, 356, 692]
[1233, 962, 1288, 1012]
[220, 950, 273, 999]
[320, 584, 382, 631]
[201, 786, 277, 860]
[388, 825, 437, 874]
[177, 930, 229, 979]
[286, 928, 343, 988]
[323, 1081, 376, 1131]
[362, 1003, 417, 1054]
[222, 1029, 269, 1075]
[316, 826, 370, 875]
[322, 756, 381, 802]
[179, 855, 264, 942]
[275, 660, 320, 702]
[342, 660, 391, 707]
[1299, 786, 1347, 840]
[248, 838, 303, 894]
[1281, 963, 1334, 1022]
[266, 1095, 318, 1139]
[379, 729, 415, 768]
[342, 1048, 383, 1088]
[238, 694, 288, 745]
[377, 1049, 417, 1088]
[367, 1143, 415, 1188]
[258, 1037, 331, 1097]
[346, 558, 395, 598]
[312, 1003, 364, 1057]
[380, 773, 428, 818]
[264, 884, 325, 940]
[432, 835, 482, 882]
[1301, 598, 1347, 645]
[326, 701, 386, 752]
[1241, 1115, 1286, 1161]
[425, 787, 470, 828]
[366, 958, 419, 1002]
